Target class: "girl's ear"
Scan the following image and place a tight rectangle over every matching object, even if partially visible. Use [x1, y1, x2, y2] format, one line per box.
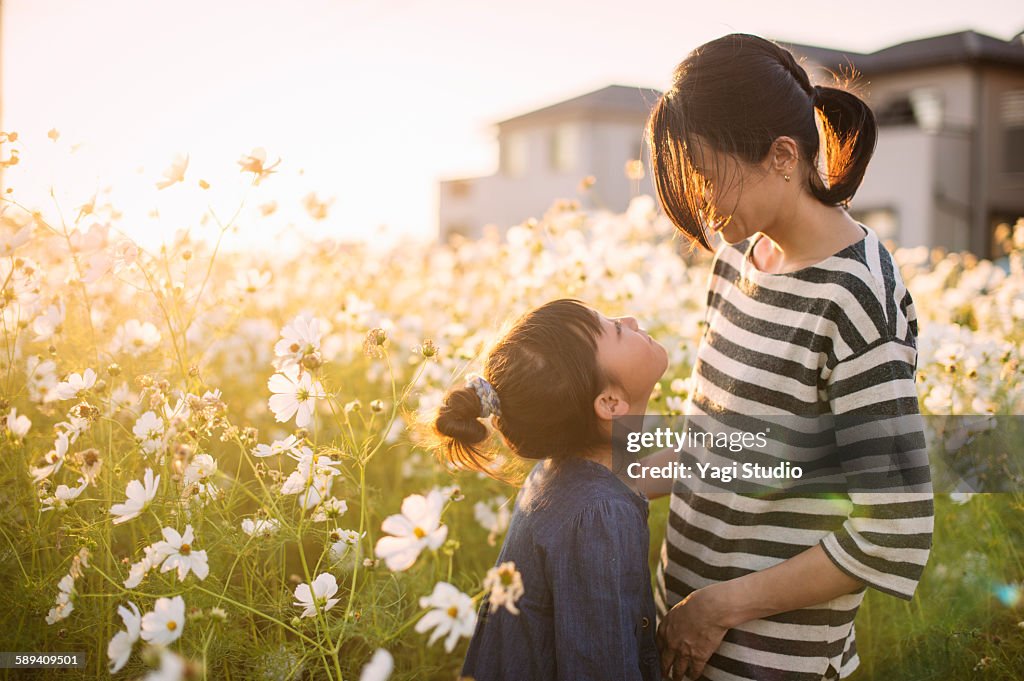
[593, 387, 630, 422]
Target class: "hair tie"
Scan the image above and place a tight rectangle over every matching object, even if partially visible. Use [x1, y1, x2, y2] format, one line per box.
[811, 84, 822, 104]
[467, 375, 502, 419]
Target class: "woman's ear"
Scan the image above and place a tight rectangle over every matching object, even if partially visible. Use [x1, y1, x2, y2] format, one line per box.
[593, 387, 630, 422]
[768, 136, 800, 175]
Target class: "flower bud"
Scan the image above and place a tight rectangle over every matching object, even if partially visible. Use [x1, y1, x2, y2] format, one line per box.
[301, 352, 323, 370]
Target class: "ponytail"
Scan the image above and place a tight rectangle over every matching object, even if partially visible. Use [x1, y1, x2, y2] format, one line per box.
[434, 385, 493, 474]
[809, 85, 878, 206]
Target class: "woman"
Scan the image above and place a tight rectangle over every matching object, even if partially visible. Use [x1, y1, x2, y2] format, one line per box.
[636, 34, 934, 681]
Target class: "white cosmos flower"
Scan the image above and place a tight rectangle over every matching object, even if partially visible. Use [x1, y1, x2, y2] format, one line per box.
[41, 477, 88, 512]
[280, 448, 341, 509]
[483, 562, 525, 615]
[143, 649, 189, 681]
[359, 649, 394, 681]
[950, 491, 977, 505]
[124, 545, 161, 589]
[45, 599, 74, 625]
[473, 496, 511, 546]
[311, 496, 348, 523]
[273, 312, 324, 370]
[45, 552, 89, 625]
[414, 582, 477, 653]
[132, 411, 165, 455]
[232, 268, 272, 295]
[241, 517, 280, 537]
[30, 432, 70, 482]
[267, 365, 325, 428]
[141, 596, 185, 646]
[374, 490, 448, 571]
[182, 453, 216, 486]
[0, 222, 32, 256]
[55, 368, 97, 400]
[26, 355, 60, 403]
[107, 601, 141, 673]
[155, 153, 189, 190]
[56, 414, 90, 444]
[329, 529, 365, 563]
[153, 525, 209, 582]
[252, 434, 301, 458]
[293, 572, 340, 619]
[6, 407, 31, 439]
[111, 320, 162, 357]
[110, 468, 160, 524]
[32, 301, 65, 342]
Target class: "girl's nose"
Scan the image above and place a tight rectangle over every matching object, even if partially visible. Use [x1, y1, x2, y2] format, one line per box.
[622, 316, 639, 331]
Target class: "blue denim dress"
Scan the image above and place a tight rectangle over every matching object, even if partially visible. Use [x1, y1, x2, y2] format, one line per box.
[462, 456, 662, 681]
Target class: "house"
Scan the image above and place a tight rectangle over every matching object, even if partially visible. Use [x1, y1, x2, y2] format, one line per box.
[438, 85, 660, 241]
[785, 30, 1024, 256]
[439, 30, 1024, 256]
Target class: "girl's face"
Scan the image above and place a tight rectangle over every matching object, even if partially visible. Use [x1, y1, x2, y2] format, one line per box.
[594, 312, 668, 411]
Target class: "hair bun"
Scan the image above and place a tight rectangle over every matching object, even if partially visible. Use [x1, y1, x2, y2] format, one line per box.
[435, 386, 489, 447]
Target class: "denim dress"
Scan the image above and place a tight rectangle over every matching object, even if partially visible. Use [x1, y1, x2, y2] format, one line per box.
[462, 456, 661, 681]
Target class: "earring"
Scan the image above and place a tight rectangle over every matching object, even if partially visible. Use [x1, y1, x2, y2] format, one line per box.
[784, 174, 791, 182]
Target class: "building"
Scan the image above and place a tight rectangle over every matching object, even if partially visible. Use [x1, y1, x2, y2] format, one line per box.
[439, 31, 1024, 255]
[438, 85, 660, 241]
[785, 30, 1024, 256]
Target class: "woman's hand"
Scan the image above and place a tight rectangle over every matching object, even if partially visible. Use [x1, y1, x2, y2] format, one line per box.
[657, 584, 732, 681]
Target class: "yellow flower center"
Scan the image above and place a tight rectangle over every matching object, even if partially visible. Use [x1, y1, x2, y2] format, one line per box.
[180, 543, 191, 555]
[447, 606, 458, 618]
[167, 621, 177, 631]
[500, 569, 513, 586]
[413, 527, 426, 539]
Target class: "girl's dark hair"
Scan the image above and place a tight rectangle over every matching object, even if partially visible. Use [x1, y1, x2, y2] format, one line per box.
[647, 33, 877, 250]
[434, 299, 610, 479]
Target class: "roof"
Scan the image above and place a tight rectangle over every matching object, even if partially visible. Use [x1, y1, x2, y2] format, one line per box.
[782, 30, 1024, 75]
[496, 84, 663, 127]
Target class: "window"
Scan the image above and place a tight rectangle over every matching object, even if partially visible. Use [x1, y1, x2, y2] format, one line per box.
[876, 97, 916, 126]
[909, 88, 943, 132]
[1002, 90, 1024, 174]
[502, 131, 528, 177]
[549, 123, 580, 173]
[875, 89, 943, 131]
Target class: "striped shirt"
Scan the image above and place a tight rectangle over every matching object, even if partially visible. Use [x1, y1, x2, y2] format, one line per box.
[656, 224, 934, 681]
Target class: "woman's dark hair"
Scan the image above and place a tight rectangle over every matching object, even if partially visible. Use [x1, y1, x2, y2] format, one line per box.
[647, 33, 877, 250]
[433, 299, 611, 479]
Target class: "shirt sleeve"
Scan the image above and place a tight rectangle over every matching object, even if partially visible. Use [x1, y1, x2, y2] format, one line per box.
[546, 497, 651, 681]
[820, 336, 935, 600]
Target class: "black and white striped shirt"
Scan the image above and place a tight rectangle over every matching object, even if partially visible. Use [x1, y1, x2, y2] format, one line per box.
[657, 225, 934, 680]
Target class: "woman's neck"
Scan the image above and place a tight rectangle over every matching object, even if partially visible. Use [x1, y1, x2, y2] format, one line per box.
[757, 196, 864, 273]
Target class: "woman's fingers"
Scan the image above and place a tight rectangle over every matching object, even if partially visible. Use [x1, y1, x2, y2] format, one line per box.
[659, 643, 674, 678]
[670, 653, 689, 681]
[660, 646, 688, 680]
[688, 655, 707, 680]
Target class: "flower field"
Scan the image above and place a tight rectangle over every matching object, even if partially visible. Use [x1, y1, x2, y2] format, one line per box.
[1, 140, 1023, 680]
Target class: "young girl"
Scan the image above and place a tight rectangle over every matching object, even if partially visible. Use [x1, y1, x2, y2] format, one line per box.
[434, 298, 668, 681]
[640, 34, 934, 681]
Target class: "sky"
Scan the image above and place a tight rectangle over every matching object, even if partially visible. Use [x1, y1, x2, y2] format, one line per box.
[2, 0, 1023, 251]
